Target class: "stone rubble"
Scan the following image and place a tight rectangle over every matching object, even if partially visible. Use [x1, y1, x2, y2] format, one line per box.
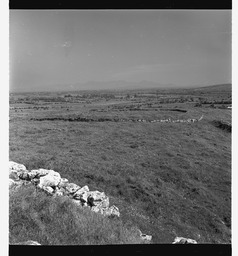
[9, 162, 203, 244]
[9, 161, 211, 245]
[9, 161, 121, 219]
[38, 170, 61, 189]
[64, 182, 81, 194]
[172, 236, 197, 244]
[28, 168, 51, 179]
[9, 161, 153, 243]
[9, 161, 27, 173]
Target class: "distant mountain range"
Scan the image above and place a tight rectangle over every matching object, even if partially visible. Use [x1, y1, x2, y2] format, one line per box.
[66, 80, 178, 91]
[10, 80, 231, 93]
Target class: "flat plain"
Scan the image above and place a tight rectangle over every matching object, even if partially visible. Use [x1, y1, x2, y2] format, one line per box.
[9, 83, 231, 243]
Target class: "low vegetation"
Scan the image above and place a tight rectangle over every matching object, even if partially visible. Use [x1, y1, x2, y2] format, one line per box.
[9, 185, 145, 245]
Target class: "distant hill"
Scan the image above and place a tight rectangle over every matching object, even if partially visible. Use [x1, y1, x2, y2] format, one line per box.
[58, 80, 178, 92]
[192, 83, 231, 92]
[10, 81, 231, 93]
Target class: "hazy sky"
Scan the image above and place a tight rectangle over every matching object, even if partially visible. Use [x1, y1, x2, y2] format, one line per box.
[10, 10, 231, 91]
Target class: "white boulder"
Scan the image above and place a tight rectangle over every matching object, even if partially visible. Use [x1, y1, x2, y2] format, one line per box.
[135, 229, 152, 242]
[38, 170, 61, 188]
[53, 187, 65, 196]
[58, 178, 69, 188]
[28, 169, 51, 179]
[41, 186, 54, 195]
[65, 183, 81, 194]
[172, 237, 197, 244]
[9, 161, 28, 180]
[91, 205, 103, 214]
[104, 205, 120, 217]
[9, 161, 27, 173]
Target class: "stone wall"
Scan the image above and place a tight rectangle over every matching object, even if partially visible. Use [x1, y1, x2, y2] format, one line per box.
[9, 161, 197, 244]
[9, 161, 120, 217]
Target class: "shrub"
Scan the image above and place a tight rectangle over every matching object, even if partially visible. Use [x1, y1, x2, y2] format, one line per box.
[212, 120, 231, 133]
[9, 185, 146, 245]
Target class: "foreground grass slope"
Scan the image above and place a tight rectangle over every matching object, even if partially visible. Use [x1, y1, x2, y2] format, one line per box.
[9, 85, 231, 243]
[9, 185, 145, 245]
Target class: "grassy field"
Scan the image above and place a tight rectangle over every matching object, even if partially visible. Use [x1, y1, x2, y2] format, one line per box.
[9, 84, 231, 244]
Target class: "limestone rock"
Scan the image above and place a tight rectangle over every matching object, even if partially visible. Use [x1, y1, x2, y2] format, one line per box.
[9, 161, 29, 180]
[64, 183, 80, 195]
[31, 178, 40, 186]
[58, 178, 69, 188]
[9, 171, 20, 181]
[80, 192, 89, 206]
[53, 187, 65, 196]
[9, 161, 27, 173]
[141, 234, 152, 241]
[73, 185, 89, 199]
[8, 161, 121, 220]
[91, 203, 109, 215]
[87, 191, 107, 207]
[14, 240, 41, 245]
[28, 169, 51, 179]
[91, 205, 102, 214]
[137, 230, 152, 241]
[41, 186, 54, 195]
[172, 237, 197, 244]
[38, 170, 61, 188]
[65, 183, 81, 194]
[91, 196, 109, 209]
[104, 205, 120, 217]
[18, 171, 30, 180]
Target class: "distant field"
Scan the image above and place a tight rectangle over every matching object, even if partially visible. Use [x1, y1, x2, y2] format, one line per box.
[9, 84, 231, 243]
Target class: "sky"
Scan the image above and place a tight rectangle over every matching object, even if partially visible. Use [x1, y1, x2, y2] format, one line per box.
[9, 10, 231, 92]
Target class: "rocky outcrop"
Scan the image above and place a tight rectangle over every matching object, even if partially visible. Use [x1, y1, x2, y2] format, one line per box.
[38, 170, 61, 188]
[13, 240, 41, 245]
[172, 237, 197, 244]
[64, 182, 81, 194]
[9, 161, 27, 173]
[28, 168, 51, 179]
[138, 229, 152, 242]
[9, 161, 154, 243]
[9, 161, 120, 218]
